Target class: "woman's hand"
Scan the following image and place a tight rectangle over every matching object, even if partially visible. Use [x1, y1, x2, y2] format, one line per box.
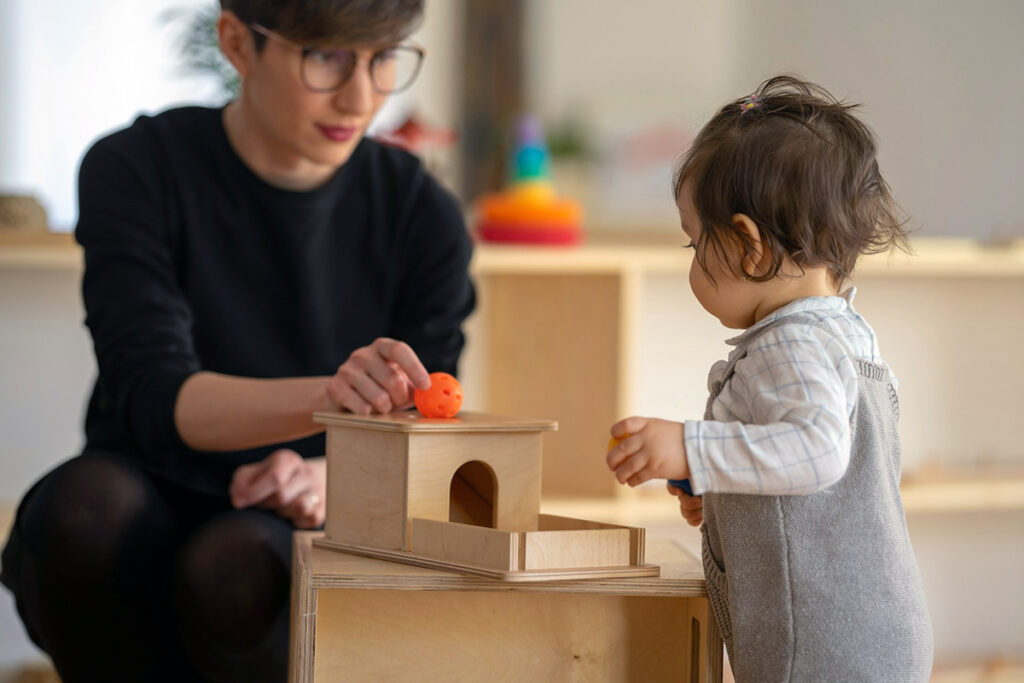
[669, 481, 703, 526]
[325, 337, 431, 415]
[229, 450, 326, 529]
[606, 416, 689, 487]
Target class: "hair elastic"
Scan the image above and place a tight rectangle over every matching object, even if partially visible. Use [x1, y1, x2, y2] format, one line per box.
[740, 94, 760, 113]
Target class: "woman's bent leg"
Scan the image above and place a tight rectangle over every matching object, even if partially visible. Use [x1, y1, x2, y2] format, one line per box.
[3, 451, 182, 682]
[174, 508, 293, 683]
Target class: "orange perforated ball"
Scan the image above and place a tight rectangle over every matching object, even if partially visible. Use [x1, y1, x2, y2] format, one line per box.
[414, 372, 463, 418]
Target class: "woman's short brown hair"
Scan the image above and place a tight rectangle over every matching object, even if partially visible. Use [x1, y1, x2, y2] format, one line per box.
[674, 75, 910, 286]
[220, 0, 424, 47]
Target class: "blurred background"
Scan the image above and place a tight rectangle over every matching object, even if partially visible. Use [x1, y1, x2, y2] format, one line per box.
[1, 0, 1022, 680]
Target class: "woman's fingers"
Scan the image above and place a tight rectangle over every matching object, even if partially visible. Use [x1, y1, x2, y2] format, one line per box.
[375, 338, 430, 390]
[256, 464, 312, 509]
[326, 338, 428, 414]
[366, 360, 415, 410]
[229, 460, 264, 508]
[326, 378, 374, 415]
[230, 449, 302, 508]
[281, 489, 325, 529]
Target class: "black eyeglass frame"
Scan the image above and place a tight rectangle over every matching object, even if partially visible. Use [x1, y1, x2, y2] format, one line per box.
[249, 23, 426, 94]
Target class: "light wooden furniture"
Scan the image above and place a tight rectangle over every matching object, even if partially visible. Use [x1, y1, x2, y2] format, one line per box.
[290, 531, 723, 682]
[312, 410, 656, 581]
[5, 231, 1024, 506]
[0, 231, 81, 268]
[470, 233, 1024, 497]
[899, 467, 1024, 514]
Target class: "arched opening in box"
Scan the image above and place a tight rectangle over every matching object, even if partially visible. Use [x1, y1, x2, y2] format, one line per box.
[449, 460, 496, 528]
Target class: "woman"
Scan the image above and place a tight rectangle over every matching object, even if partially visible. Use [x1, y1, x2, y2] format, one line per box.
[1, 1, 475, 680]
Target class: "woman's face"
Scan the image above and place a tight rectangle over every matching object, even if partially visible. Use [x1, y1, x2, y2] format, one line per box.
[240, 31, 392, 180]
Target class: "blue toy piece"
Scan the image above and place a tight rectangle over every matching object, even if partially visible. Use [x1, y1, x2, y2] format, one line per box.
[667, 478, 695, 496]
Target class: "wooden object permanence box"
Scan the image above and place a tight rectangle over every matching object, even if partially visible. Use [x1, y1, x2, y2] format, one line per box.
[312, 411, 657, 581]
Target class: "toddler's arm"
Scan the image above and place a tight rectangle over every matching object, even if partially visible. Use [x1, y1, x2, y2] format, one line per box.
[686, 325, 857, 496]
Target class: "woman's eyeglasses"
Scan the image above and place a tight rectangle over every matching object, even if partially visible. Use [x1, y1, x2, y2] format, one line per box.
[249, 24, 425, 94]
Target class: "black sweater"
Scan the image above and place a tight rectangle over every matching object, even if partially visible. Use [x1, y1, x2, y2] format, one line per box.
[75, 106, 475, 494]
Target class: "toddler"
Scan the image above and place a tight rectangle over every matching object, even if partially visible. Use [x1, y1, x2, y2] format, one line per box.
[606, 75, 933, 681]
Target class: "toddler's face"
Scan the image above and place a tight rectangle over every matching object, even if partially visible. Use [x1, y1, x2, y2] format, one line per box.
[677, 181, 760, 329]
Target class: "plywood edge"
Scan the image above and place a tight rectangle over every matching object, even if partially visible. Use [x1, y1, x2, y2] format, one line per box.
[705, 598, 725, 683]
[537, 513, 633, 531]
[289, 532, 317, 683]
[631, 527, 645, 566]
[313, 410, 557, 432]
[312, 536, 660, 583]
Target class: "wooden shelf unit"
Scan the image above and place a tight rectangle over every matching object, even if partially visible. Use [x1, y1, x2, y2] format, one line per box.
[470, 233, 1024, 497]
[6, 230, 1024, 276]
[6, 231, 1023, 498]
[899, 470, 1024, 514]
[0, 231, 81, 269]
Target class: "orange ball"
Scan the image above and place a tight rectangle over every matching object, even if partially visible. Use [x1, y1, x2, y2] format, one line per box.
[414, 372, 463, 418]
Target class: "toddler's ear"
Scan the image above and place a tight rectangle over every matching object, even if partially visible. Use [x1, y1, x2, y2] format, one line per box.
[731, 213, 771, 279]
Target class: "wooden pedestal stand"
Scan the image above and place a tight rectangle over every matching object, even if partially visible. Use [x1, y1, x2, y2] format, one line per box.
[290, 532, 723, 682]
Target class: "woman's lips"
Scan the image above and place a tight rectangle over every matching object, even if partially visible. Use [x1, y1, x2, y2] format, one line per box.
[316, 124, 357, 142]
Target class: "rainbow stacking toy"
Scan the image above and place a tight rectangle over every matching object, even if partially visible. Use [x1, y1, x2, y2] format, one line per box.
[475, 117, 583, 245]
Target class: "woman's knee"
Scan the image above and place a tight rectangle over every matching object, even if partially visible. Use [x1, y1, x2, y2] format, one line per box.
[20, 452, 171, 579]
[175, 510, 292, 647]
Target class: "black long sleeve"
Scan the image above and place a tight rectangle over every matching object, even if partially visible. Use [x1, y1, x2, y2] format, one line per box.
[75, 106, 475, 493]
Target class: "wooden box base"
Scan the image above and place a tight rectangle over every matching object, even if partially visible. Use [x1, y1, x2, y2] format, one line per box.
[314, 513, 657, 582]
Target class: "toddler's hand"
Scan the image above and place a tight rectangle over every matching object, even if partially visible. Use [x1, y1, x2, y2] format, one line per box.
[668, 481, 703, 526]
[606, 416, 688, 487]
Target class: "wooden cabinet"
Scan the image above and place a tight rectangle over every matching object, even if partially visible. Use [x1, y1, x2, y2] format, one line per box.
[290, 531, 723, 682]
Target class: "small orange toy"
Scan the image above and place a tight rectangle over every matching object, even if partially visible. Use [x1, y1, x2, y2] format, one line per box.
[607, 434, 631, 452]
[414, 372, 463, 418]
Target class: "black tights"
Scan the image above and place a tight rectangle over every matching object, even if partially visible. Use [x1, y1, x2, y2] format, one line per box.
[1, 451, 292, 682]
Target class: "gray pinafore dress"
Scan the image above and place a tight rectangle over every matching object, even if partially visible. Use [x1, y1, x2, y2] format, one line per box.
[700, 314, 933, 682]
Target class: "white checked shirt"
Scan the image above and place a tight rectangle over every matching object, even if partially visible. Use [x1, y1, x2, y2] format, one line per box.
[684, 288, 894, 496]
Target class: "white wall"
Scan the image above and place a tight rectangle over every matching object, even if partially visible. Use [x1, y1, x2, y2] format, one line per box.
[0, 265, 94, 672]
[0, 0, 222, 230]
[525, 0, 1024, 240]
[0, 0, 462, 231]
[0, 267, 93, 501]
[732, 0, 1023, 241]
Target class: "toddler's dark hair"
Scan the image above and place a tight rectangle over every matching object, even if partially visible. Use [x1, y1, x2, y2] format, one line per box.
[674, 75, 910, 285]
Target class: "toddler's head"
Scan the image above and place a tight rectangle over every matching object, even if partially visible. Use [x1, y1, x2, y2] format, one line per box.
[674, 75, 909, 289]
